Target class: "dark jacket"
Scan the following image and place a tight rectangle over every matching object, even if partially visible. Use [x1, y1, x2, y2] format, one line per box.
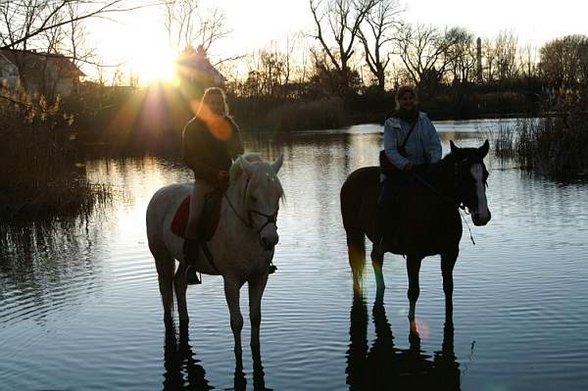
[182, 114, 244, 183]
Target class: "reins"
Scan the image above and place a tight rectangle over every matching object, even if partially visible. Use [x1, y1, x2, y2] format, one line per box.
[224, 187, 279, 243]
[409, 161, 479, 245]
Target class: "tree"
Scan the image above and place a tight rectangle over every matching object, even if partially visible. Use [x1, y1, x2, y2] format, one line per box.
[540, 35, 588, 88]
[164, 0, 229, 54]
[0, 0, 140, 51]
[444, 27, 476, 85]
[357, 0, 403, 90]
[309, 0, 377, 96]
[394, 24, 462, 93]
[0, 0, 143, 95]
[494, 30, 519, 83]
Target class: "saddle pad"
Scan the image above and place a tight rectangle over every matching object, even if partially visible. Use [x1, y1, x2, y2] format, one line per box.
[171, 196, 190, 238]
[170, 193, 223, 241]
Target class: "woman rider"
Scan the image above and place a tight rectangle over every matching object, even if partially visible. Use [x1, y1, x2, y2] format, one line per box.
[372, 85, 442, 256]
[182, 87, 244, 284]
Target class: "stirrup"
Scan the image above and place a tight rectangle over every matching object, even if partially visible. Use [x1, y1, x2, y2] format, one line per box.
[268, 263, 278, 274]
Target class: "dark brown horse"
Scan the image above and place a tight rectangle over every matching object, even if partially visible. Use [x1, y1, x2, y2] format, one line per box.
[340, 140, 491, 326]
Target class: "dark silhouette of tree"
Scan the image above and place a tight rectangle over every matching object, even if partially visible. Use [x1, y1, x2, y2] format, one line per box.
[0, 0, 142, 51]
[394, 24, 463, 93]
[357, 0, 403, 90]
[540, 34, 588, 88]
[444, 27, 476, 85]
[164, 0, 230, 54]
[309, 0, 377, 96]
[494, 30, 519, 83]
[0, 0, 145, 95]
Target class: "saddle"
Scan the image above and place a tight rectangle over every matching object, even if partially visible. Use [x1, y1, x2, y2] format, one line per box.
[171, 191, 223, 241]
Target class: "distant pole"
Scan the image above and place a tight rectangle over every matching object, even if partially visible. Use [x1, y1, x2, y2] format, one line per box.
[476, 37, 482, 83]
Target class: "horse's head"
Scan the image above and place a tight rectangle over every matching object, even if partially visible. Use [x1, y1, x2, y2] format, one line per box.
[449, 140, 491, 226]
[229, 153, 285, 250]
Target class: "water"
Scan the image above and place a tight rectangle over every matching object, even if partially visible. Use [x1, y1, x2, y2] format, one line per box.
[1, 120, 588, 390]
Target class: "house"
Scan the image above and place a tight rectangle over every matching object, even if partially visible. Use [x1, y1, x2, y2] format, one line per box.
[175, 45, 225, 98]
[0, 49, 84, 97]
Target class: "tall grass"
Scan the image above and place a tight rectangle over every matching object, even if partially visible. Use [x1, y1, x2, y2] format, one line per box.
[487, 88, 588, 179]
[483, 120, 517, 161]
[515, 114, 588, 178]
[0, 88, 110, 220]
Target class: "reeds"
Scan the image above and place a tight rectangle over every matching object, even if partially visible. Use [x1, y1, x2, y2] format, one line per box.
[0, 87, 111, 221]
[515, 114, 588, 178]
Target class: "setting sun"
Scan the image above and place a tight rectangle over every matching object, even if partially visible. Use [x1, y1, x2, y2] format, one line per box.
[129, 44, 177, 85]
[132, 53, 175, 84]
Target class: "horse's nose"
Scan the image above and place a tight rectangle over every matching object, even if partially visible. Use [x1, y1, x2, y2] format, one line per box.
[472, 210, 491, 226]
[262, 234, 279, 250]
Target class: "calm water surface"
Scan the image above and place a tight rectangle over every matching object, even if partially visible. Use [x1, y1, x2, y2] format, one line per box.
[1, 120, 588, 390]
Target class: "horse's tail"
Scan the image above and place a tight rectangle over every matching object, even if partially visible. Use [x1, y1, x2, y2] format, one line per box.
[340, 171, 368, 290]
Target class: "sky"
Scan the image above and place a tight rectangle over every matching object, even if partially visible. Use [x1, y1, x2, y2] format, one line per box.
[86, 0, 588, 84]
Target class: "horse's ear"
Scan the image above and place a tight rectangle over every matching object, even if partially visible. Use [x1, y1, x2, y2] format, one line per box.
[450, 140, 459, 154]
[479, 139, 490, 158]
[239, 156, 253, 174]
[271, 154, 284, 174]
[230, 156, 251, 183]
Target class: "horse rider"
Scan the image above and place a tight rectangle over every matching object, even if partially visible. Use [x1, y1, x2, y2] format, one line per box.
[182, 87, 244, 284]
[372, 85, 442, 256]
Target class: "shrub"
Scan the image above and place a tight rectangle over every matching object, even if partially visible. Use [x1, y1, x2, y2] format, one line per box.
[0, 87, 110, 220]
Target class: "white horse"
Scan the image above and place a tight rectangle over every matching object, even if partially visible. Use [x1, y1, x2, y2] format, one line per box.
[146, 153, 284, 356]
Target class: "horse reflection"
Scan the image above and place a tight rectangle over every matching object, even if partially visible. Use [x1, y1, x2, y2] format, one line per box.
[163, 321, 270, 391]
[163, 321, 212, 390]
[346, 293, 460, 390]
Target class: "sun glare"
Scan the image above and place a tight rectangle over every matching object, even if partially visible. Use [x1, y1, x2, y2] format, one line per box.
[124, 19, 178, 86]
[131, 51, 177, 85]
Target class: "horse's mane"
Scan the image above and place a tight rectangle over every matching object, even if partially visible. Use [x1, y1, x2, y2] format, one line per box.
[229, 153, 286, 202]
[229, 153, 262, 181]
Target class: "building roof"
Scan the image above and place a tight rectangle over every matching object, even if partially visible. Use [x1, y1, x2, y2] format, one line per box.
[0, 49, 85, 78]
[176, 45, 225, 84]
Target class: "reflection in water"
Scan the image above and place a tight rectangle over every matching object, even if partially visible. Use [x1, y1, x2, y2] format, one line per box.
[163, 321, 270, 391]
[346, 292, 460, 390]
[0, 219, 102, 326]
[163, 321, 212, 390]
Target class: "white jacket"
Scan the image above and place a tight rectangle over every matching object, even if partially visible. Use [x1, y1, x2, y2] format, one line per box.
[383, 112, 442, 170]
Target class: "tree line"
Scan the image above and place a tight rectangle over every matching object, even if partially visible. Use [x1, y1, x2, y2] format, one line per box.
[1, 0, 586, 218]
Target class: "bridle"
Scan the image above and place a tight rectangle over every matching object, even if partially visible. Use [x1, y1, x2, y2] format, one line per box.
[452, 157, 489, 213]
[410, 157, 488, 245]
[223, 176, 280, 245]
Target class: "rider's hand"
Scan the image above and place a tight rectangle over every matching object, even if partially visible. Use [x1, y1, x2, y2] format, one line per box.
[217, 170, 229, 186]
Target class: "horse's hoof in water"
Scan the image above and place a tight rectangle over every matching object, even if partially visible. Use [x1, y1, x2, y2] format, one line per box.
[185, 266, 201, 285]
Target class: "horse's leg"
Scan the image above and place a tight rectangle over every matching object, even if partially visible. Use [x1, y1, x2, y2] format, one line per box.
[441, 250, 458, 326]
[406, 255, 423, 328]
[152, 247, 175, 325]
[370, 245, 385, 296]
[346, 231, 366, 295]
[174, 261, 189, 324]
[224, 277, 245, 358]
[248, 273, 268, 349]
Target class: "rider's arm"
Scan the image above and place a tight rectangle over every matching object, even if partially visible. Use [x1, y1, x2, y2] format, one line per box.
[384, 118, 411, 170]
[423, 115, 442, 163]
